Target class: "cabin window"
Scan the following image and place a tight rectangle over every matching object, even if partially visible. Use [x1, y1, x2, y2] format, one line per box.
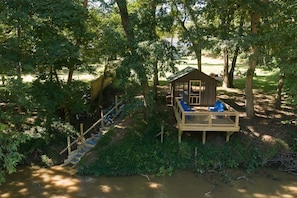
[190, 80, 201, 94]
[175, 82, 188, 92]
[189, 80, 201, 105]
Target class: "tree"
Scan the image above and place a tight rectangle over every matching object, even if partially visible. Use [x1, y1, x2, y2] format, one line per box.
[85, 8, 126, 106]
[0, 0, 91, 183]
[202, 0, 247, 88]
[138, 40, 177, 99]
[269, 1, 297, 107]
[129, 0, 177, 99]
[115, 0, 152, 119]
[171, 0, 207, 70]
[245, 0, 269, 118]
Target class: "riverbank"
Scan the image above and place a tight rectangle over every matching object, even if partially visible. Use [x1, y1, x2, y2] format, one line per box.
[1, 166, 297, 198]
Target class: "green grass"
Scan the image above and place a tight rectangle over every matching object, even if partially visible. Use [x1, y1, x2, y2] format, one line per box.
[233, 72, 279, 93]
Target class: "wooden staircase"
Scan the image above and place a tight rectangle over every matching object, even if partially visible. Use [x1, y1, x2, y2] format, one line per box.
[61, 133, 102, 166]
[60, 96, 123, 167]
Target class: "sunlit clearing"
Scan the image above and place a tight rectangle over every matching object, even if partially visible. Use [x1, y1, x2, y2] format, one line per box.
[15, 182, 25, 187]
[18, 188, 28, 194]
[33, 169, 55, 180]
[279, 195, 296, 198]
[148, 182, 162, 189]
[100, 185, 112, 193]
[237, 188, 247, 193]
[253, 193, 294, 198]
[283, 185, 297, 194]
[1, 193, 11, 198]
[261, 134, 274, 142]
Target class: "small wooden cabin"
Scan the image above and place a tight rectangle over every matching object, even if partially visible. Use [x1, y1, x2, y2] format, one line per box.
[167, 67, 218, 106]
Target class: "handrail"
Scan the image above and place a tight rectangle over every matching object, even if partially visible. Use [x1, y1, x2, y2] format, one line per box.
[174, 97, 239, 128]
[59, 100, 123, 155]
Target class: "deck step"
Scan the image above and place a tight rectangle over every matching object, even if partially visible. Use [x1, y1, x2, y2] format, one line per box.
[85, 138, 97, 147]
[62, 133, 102, 166]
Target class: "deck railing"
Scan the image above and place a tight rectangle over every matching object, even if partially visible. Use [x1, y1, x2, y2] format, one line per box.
[59, 96, 123, 155]
[173, 97, 239, 130]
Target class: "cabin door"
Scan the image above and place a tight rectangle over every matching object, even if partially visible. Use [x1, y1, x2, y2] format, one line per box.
[189, 80, 201, 105]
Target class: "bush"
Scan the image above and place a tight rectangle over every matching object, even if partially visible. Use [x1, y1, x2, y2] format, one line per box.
[77, 128, 267, 177]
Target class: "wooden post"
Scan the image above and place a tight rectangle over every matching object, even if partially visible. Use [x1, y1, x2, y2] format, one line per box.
[115, 95, 118, 116]
[194, 146, 198, 165]
[208, 112, 212, 126]
[80, 123, 85, 143]
[178, 129, 183, 143]
[155, 125, 164, 143]
[67, 136, 71, 154]
[100, 108, 104, 133]
[161, 125, 164, 143]
[202, 131, 206, 144]
[226, 131, 234, 142]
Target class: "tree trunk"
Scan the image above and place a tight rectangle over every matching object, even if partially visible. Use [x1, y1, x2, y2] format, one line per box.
[222, 48, 229, 88]
[115, 0, 151, 119]
[153, 62, 159, 100]
[228, 45, 240, 88]
[17, 26, 22, 79]
[67, 0, 88, 85]
[98, 58, 109, 107]
[83, 0, 88, 7]
[115, 0, 135, 44]
[227, 11, 244, 88]
[245, 12, 260, 118]
[194, 48, 202, 71]
[67, 65, 74, 85]
[150, 2, 159, 100]
[184, 2, 202, 71]
[179, 20, 202, 71]
[275, 74, 284, 109]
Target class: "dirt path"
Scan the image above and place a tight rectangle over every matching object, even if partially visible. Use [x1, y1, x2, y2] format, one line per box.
[218, 87, 296, 144]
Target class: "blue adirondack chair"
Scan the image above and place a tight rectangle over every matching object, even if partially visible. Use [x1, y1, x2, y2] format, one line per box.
[208, 100, 225, 112]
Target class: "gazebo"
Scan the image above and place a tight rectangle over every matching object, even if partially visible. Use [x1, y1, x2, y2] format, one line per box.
[167, 67, 240, 144]
[167, 67, 218, 106]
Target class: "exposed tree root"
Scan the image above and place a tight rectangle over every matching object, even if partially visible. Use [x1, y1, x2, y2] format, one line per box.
[265, 152, 297, 175]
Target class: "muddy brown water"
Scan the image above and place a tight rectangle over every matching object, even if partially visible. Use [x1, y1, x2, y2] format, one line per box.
[0, 166, 297, 198]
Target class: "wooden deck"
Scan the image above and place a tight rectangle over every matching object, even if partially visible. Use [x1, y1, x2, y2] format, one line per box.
[173, 97, 240, 144]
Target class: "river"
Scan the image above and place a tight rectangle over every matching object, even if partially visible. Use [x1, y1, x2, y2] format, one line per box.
[0, 166, 296, 198]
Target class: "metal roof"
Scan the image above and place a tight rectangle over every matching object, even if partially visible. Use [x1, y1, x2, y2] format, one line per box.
[167, 66, 196, 82]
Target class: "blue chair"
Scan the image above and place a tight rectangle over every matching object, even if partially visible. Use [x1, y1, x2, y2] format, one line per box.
[180, 100, 194, 120]
[180, 100, 193, 111]
[208, 100, 225, 112]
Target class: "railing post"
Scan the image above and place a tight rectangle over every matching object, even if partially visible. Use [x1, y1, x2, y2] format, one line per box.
[100, 107, 104, 133]
[67, 136, 71, 155]
[115, 95, 118, 116]
[80, 123, 85, 143]
[161, 125, 164, 143]
[208, 112, 212, 126]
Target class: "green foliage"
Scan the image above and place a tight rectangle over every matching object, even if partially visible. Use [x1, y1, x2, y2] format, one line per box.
[86, 9, 126, 62]
[0, 0, 90, 77]
[96, 127, 117, 148]
[232, 72, 278, 93]
[1, 77, 86, 171]
[0, 128, 29, 185]
[77, 123, 267, 177]
[78, 138, 181, 176]
[282, 130, 297, 152]
[30, 80, 89, 122]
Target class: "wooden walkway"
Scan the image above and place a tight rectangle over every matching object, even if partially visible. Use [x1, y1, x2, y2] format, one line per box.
[173, 97, 240, 144]
[60, 97, 123, 166]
